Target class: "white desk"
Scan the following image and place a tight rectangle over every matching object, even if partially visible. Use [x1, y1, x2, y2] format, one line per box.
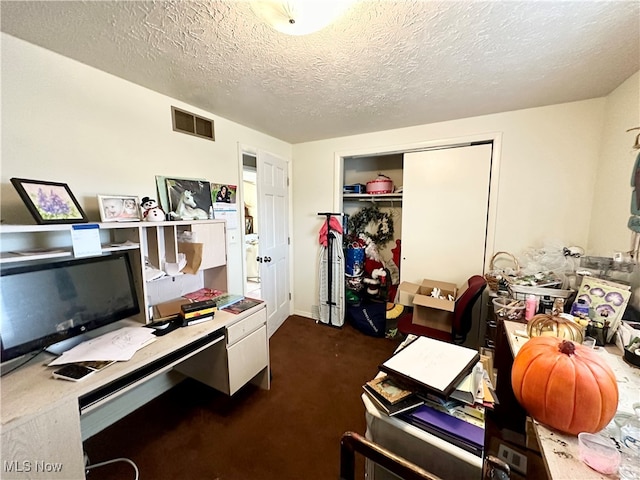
[1, 303, 269, 480]
[502, 320, 640, 480]
[363, 394, 483, 479]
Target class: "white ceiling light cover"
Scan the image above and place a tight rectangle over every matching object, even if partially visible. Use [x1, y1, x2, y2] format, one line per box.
[250, 0, 357, 35]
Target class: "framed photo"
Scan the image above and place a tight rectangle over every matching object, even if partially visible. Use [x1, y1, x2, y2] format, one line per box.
[155, 175, 208, 213]
[10, 177, 88, 224]
[97, 195, 141, 222]
[211, 183, 237, 204]
[165, 177, 212, 220]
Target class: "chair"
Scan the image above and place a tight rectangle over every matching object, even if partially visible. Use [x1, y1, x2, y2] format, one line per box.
[398, 275, 487, 345]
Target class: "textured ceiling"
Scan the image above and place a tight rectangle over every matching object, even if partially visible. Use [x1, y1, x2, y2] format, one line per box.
[1, 1, 639, 144]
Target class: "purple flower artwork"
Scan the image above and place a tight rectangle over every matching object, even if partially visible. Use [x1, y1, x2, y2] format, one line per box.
[25, 184, 79, 220]
[11, 178, 87, 224]
[34, 187, 73, 218]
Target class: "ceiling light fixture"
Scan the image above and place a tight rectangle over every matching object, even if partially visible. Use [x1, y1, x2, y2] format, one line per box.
[250, 0, 356, 36]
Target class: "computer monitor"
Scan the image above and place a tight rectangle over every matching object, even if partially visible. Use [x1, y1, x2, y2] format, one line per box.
[1, 253, 140, 363]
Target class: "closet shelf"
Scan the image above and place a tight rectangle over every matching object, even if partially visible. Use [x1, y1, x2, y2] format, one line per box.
[343, 193, 403, 202]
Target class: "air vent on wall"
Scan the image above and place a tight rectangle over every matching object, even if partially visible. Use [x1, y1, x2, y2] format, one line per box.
[171, 106, 215, 141]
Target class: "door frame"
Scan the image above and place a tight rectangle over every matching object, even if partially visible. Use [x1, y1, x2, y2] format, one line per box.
[238, 143, 257, 291]
[333, 132, 502, 274]
[237, 142, 294, 321]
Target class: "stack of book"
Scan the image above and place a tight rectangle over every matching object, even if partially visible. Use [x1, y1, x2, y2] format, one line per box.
[181, 289, 263, 315]
[363, 335, 498, 456]
[180, 299, 217, 326]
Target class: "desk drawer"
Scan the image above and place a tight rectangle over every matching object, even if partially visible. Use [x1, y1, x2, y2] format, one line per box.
[227, 308, 266, 345]
[228, 325, 268, 395]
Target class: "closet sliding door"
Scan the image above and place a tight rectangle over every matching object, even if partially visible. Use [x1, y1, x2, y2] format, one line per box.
[400, 144, 492, 286]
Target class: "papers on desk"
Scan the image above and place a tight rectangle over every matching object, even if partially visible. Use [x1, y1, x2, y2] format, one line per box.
[49, 327, 157, 366]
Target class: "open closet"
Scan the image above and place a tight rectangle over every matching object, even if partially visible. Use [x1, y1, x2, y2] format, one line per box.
[342, 154, 404, 304]
[340, 141, 497, 340]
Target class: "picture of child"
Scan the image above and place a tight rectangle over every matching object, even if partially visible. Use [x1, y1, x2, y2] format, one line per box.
[102, 198, 124, 219]
[122, 198, 138, 218]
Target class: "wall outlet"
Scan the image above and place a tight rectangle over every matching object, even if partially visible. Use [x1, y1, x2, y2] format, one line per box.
[497, 443, 527, 474]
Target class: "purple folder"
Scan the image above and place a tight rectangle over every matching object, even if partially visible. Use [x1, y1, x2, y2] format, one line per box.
[402, 404, 484, 451]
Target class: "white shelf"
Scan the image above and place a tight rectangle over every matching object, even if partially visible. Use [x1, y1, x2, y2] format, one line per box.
[343, 193, 403, 202]
[0, 249, 73, 264]
[0, 220, 228, 324]
[101, 243, 140, 253]
[0, 245, 141, 265]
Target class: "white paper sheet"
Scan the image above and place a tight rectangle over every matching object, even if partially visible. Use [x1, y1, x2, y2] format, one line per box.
[213, 204, 239, 229]
[71, 224, 102, 257]
[49, 327, 157, 365]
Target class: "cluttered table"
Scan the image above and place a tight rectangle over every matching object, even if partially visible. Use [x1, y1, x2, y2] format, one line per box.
[503, 320, 640, 479]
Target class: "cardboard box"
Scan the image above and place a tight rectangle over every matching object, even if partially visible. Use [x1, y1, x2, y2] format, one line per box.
[153, 298, 192, 318]
[397, 281, 421, 306]
[398, 279, 467, 333]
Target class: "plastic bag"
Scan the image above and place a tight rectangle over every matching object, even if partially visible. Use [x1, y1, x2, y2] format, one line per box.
[178, 242, 203, 274]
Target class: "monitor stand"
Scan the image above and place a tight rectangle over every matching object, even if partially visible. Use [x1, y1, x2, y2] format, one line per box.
[0, 355, 34, 375]
[45, 320, 131, 356]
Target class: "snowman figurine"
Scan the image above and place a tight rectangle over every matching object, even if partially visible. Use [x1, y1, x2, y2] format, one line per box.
[140, 197, 166, 222]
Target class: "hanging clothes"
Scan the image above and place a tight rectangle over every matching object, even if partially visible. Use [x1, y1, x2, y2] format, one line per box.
[318, 216, 343, 246]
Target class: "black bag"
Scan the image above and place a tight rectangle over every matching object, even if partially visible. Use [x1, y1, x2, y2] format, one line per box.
[347, 301, 386, 337]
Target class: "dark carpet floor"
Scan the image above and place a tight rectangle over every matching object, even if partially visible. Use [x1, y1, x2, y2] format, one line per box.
[84, 315, 403, 480]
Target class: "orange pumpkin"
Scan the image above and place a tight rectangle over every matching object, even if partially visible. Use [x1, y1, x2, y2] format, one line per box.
[511, 336, 618, 436]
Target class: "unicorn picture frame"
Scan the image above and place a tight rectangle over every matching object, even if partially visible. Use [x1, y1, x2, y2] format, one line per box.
[164, 177, 212, 221]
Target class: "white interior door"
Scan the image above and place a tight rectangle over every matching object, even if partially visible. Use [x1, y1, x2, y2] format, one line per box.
[257, 150, 290, 337]
[400, 144, 492, 286]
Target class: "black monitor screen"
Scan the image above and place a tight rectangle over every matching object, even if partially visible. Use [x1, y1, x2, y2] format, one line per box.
[1, 253, 140, 362]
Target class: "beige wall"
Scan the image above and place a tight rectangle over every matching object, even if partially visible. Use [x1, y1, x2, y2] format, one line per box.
[1, 34, 292, 294]
[291, 95, 638, 317]
[589, 71, 640, 257]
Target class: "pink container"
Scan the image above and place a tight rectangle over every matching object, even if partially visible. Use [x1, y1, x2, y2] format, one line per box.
[578, 432, 621, 475]
[366, 175, 393, 194]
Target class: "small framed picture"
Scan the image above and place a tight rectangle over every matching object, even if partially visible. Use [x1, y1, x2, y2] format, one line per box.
[10, 177, 88, 224]
[97, 195, 142, 222]
[212, 183, 237, 204]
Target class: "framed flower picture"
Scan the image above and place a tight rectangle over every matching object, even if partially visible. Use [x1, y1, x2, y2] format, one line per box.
[10, 178, 88, 224]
